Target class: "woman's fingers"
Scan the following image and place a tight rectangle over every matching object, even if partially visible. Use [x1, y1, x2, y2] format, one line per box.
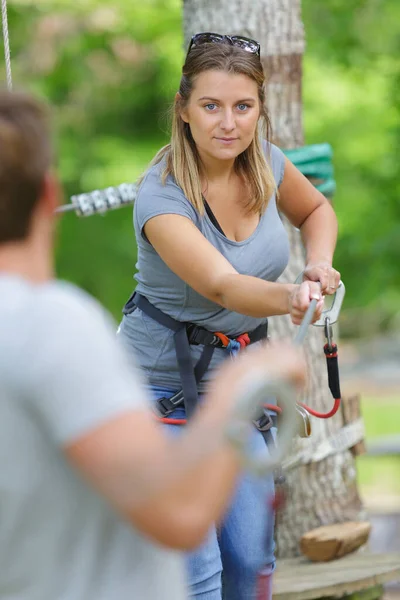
[303, 263, 341, 296]
[289, 282, 324, 325]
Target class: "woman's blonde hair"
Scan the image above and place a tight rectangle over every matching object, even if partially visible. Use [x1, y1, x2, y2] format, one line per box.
[143, 42, 276, 215]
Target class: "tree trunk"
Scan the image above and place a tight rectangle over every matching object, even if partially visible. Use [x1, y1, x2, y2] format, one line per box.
[183, 0, 365, 558]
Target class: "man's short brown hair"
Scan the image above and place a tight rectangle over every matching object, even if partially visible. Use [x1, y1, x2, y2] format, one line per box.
[0, 90, 53, 243]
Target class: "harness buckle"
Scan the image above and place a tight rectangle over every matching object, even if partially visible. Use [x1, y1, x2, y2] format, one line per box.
[156, 390, 184, 417]
[253, 412, 274, 432]
[186, 324, 224, 347]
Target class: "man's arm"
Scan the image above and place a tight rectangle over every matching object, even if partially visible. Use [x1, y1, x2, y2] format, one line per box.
[29, 284, 305, 551]
[65, 342, 306, 550]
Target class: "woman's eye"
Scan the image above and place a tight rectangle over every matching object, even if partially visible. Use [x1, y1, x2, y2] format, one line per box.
[205, 103, 217, 111]
[237, 103, 249, 111]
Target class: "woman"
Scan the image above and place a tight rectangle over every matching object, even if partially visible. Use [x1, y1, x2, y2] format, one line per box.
[119, 33, 340, 600]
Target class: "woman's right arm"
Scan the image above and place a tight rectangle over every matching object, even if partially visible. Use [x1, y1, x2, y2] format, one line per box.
[144, 214, 323, 323]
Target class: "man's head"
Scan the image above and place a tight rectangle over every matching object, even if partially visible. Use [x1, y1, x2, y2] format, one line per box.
[0, 90, 56, 245]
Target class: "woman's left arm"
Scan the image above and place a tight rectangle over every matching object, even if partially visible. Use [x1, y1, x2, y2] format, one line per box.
[278, 157, 341, 295]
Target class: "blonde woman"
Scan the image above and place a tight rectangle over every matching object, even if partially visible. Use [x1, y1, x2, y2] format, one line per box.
[119, 33, 340, 600]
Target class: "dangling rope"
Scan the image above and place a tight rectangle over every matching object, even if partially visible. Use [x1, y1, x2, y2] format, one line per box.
[1, 0, 12, 90]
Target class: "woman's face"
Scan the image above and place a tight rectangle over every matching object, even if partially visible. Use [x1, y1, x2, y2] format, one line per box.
[180, 70, 260, 163]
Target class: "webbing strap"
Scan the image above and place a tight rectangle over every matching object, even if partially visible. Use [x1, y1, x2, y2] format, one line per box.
[174, 327, 202, 418]
[131, 293, 181, 332]
[257, 424, 286, 492]
[324, 343, 341, 400]
[128, 293, 215, 419]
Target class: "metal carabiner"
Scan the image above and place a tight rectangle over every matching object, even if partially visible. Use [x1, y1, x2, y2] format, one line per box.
[294, 275, 346, 327]
[295, 404, 312, 438]
[324, 316, 334, 350]
[313, 280, 346, 327]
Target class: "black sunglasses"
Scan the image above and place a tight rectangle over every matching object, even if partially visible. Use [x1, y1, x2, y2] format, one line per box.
[187, 32, 261, 57]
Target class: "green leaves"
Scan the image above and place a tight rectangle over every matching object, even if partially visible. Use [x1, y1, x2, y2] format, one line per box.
[2, 0, 398, 329]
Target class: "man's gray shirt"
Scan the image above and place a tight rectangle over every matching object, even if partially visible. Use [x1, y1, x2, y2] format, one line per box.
[0, 276, 186, 600]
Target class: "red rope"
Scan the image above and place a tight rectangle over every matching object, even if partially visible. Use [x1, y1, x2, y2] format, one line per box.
[157, 399, 341, 425]
[156, 417, 187, 425]
[156, 333, 341, 424]
[298, 397, 341, 419]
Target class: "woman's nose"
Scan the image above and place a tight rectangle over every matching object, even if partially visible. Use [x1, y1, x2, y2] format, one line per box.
[220, 110, 235, 131]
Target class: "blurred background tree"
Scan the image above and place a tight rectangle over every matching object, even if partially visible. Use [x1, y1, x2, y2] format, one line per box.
[1, 0, 399, 332]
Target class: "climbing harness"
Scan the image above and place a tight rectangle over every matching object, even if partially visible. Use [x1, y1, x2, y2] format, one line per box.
[122, 280, 345, 474]
[123, 291, 269, 421]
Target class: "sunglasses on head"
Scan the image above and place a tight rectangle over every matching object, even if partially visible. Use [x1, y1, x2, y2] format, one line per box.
[187, 32, 261, 57]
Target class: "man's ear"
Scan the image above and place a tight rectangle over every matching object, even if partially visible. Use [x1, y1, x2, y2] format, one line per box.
[40, 171, 63, 218]
[176, 92, 189, 123]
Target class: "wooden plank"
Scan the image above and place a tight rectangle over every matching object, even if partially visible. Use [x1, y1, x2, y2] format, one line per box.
[273, 552, 400, 600]
[300, 522, 371, 562]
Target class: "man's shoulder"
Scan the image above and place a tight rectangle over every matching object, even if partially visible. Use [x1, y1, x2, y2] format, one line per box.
[35, 280, 118, 343]
[38, 280, 107, 318]
[0, 277, 109, 329]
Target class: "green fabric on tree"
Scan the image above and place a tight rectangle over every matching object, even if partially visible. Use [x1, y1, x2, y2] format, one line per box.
[283, 143, 336, 197]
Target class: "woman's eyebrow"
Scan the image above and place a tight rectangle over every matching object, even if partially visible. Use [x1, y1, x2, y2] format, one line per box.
[197, 96, 256, 103]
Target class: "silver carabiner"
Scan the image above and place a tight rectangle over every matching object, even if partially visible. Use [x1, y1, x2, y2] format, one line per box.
[295, 404, 312, 438]
[294, 274, 345, 327]
[313, 280, 345, 327]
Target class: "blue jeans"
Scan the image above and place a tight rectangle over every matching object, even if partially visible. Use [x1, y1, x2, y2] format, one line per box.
[150, 386, 276, 600]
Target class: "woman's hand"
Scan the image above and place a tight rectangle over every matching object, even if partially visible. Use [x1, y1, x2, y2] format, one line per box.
[303, 262, 341, 296]
[288, 281, 324, 326]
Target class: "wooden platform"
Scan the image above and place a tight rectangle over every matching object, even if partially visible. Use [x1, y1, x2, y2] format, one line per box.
[273, 553, 400, 600]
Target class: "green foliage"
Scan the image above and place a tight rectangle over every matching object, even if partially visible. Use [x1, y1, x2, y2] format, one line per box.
[2, 0, 182, 319]
[302, 0, 400, 324]
[358, 397, 400, 495]
[1, 0, 399, 326]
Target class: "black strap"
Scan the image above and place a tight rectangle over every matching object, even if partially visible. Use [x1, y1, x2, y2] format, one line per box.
[127, 293, 215, 418]
[187, 321, 268, 348]
[324, 343, 341, 400]
[174, 328, 213, 418]
[131, 293, 181, 332]
[253, 415, 286, 488]
[203, 196, 226, 236]
[156, 345, 214, 416]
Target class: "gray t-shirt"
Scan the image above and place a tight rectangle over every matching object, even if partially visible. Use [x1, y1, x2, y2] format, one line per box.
[0, 275, 185, 600]
[119, 143, 289, 391]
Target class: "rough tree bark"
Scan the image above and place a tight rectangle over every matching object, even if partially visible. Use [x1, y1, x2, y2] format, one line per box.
[183, 0, 365, 558]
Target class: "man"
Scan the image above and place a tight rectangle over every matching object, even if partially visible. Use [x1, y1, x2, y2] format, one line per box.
[0, 90, 305, 600]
